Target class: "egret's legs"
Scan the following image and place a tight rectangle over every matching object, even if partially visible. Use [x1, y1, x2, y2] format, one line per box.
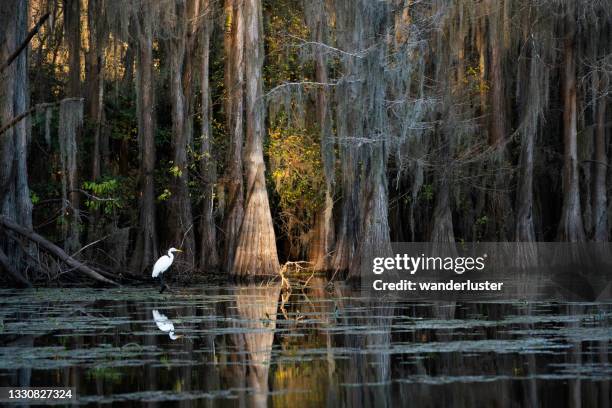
[159, 274, 168, 294]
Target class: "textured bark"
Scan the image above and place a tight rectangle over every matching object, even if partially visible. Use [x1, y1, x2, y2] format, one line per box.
[167, 0, 196, 266]
[58, 99, 83, 253]
[62, 0, 81, 253]
[0, 247, 30, 287]
[307, 1, 334, 271]
[200, 1, 219, 270]
[332, 0, 391, 278]
[485, 0, 512, 241]
[431, 134, 454, 243]
[485, 0, 506, 147]
[592, 87, 607, 241]
[0, 0, 33, 246]
[232, 0, 280, 277]
[86, 0, 106, 181]
[63, 0, 81, 98]
[515, 121, 536, 242]
[131, 6, 158, 274]
[557, 4, 585, 242]
[223, 0, 245, 272]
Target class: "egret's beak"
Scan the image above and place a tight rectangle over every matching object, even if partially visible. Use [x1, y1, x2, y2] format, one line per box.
[176, 249, 183, 253]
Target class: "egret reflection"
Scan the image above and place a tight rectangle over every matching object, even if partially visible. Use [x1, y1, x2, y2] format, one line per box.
[152, 309, 182, 340]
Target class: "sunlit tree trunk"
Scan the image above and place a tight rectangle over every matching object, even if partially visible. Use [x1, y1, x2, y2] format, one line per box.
[200, 0, 219, 270]
[558, 3, 585, 242]
[167, 0, 196, 266]
[232, 0, 280, 277]
[223, 0, 245, 272]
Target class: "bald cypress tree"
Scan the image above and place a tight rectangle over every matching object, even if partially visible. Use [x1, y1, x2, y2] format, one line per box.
[231, 0, 280, 277]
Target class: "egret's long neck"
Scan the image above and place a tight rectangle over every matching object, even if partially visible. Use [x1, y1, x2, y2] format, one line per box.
[167, 250, 174, 261]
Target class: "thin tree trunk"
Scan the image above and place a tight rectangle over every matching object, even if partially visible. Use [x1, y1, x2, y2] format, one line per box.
[558, 3, 585, 242]
[485, 0, 512, 241]
[86, 0, 105, 181]
[308, 5, 334, 272]
[515, 122, 536, 241]
[592, 84, 607, 241]
[64, 0, 81, 98]
[131, 7, 158, 274]
[223, 0, 245, 272]
[431, 132, 454, 243]
[62, 0, 81, 252]
[232, 0, 280, 277]
[200, 0, 219, 270]
[168, 0, 196, 267]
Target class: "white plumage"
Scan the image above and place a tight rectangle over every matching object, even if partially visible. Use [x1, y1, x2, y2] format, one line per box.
[152, 309, 180, 340]
[152, 247, 182, 278]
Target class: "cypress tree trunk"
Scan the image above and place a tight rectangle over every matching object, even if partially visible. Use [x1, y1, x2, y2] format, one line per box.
[167, 0, 196, 266]
[307, 0, 335, 271]
[592, 84, 607, 241]
[62, 0, 82, 253]
[223, 0, 245, 272]
[431, 136, 454, 243]
[515, 121, 536, 242]
[485, 0, 512, 240]
[515, 47, 539, 243]
[200, 0, 219, 270]
[86, 0, 105, 182]
[232, 0, 280, 277]
[557, 3, 585, 242]
[0, 0, 32, 279]
[333, 0, 391, 278]
[131, 6, 158, 274]
[64, 0, 81, 98]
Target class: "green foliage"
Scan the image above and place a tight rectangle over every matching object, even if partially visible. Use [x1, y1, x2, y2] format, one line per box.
[269, 123, 324, 251]
[157, 188, 172, 202]
[421, 184, 434, 201]
[30, 191, 40, 205]
[82, 179, 122, 214]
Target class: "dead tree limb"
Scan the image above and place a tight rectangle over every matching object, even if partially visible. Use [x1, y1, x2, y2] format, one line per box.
[0, 12, 50, 73]
[0, 216, 119, 286]
[0, 247, 31, 287]
[0, 98, 82, 137]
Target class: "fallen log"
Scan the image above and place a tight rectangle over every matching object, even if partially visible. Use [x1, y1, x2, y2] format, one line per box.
[0, 216, 119, 286]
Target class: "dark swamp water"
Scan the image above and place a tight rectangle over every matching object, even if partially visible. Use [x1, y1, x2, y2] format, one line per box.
[0, 279, 611, 407]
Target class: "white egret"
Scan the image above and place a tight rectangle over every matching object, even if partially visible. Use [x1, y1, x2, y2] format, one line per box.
[152, 309, 182, 340]
[152, 247, 182, 293]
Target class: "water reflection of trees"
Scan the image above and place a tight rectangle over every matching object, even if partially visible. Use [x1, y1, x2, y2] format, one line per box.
[217, 282, 281, 408]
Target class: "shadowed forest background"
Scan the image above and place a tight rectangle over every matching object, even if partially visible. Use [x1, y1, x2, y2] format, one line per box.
[0, 0, 610, 286]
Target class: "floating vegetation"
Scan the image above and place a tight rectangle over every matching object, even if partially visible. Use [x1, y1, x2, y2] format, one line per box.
[0, 284, 611, 406]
